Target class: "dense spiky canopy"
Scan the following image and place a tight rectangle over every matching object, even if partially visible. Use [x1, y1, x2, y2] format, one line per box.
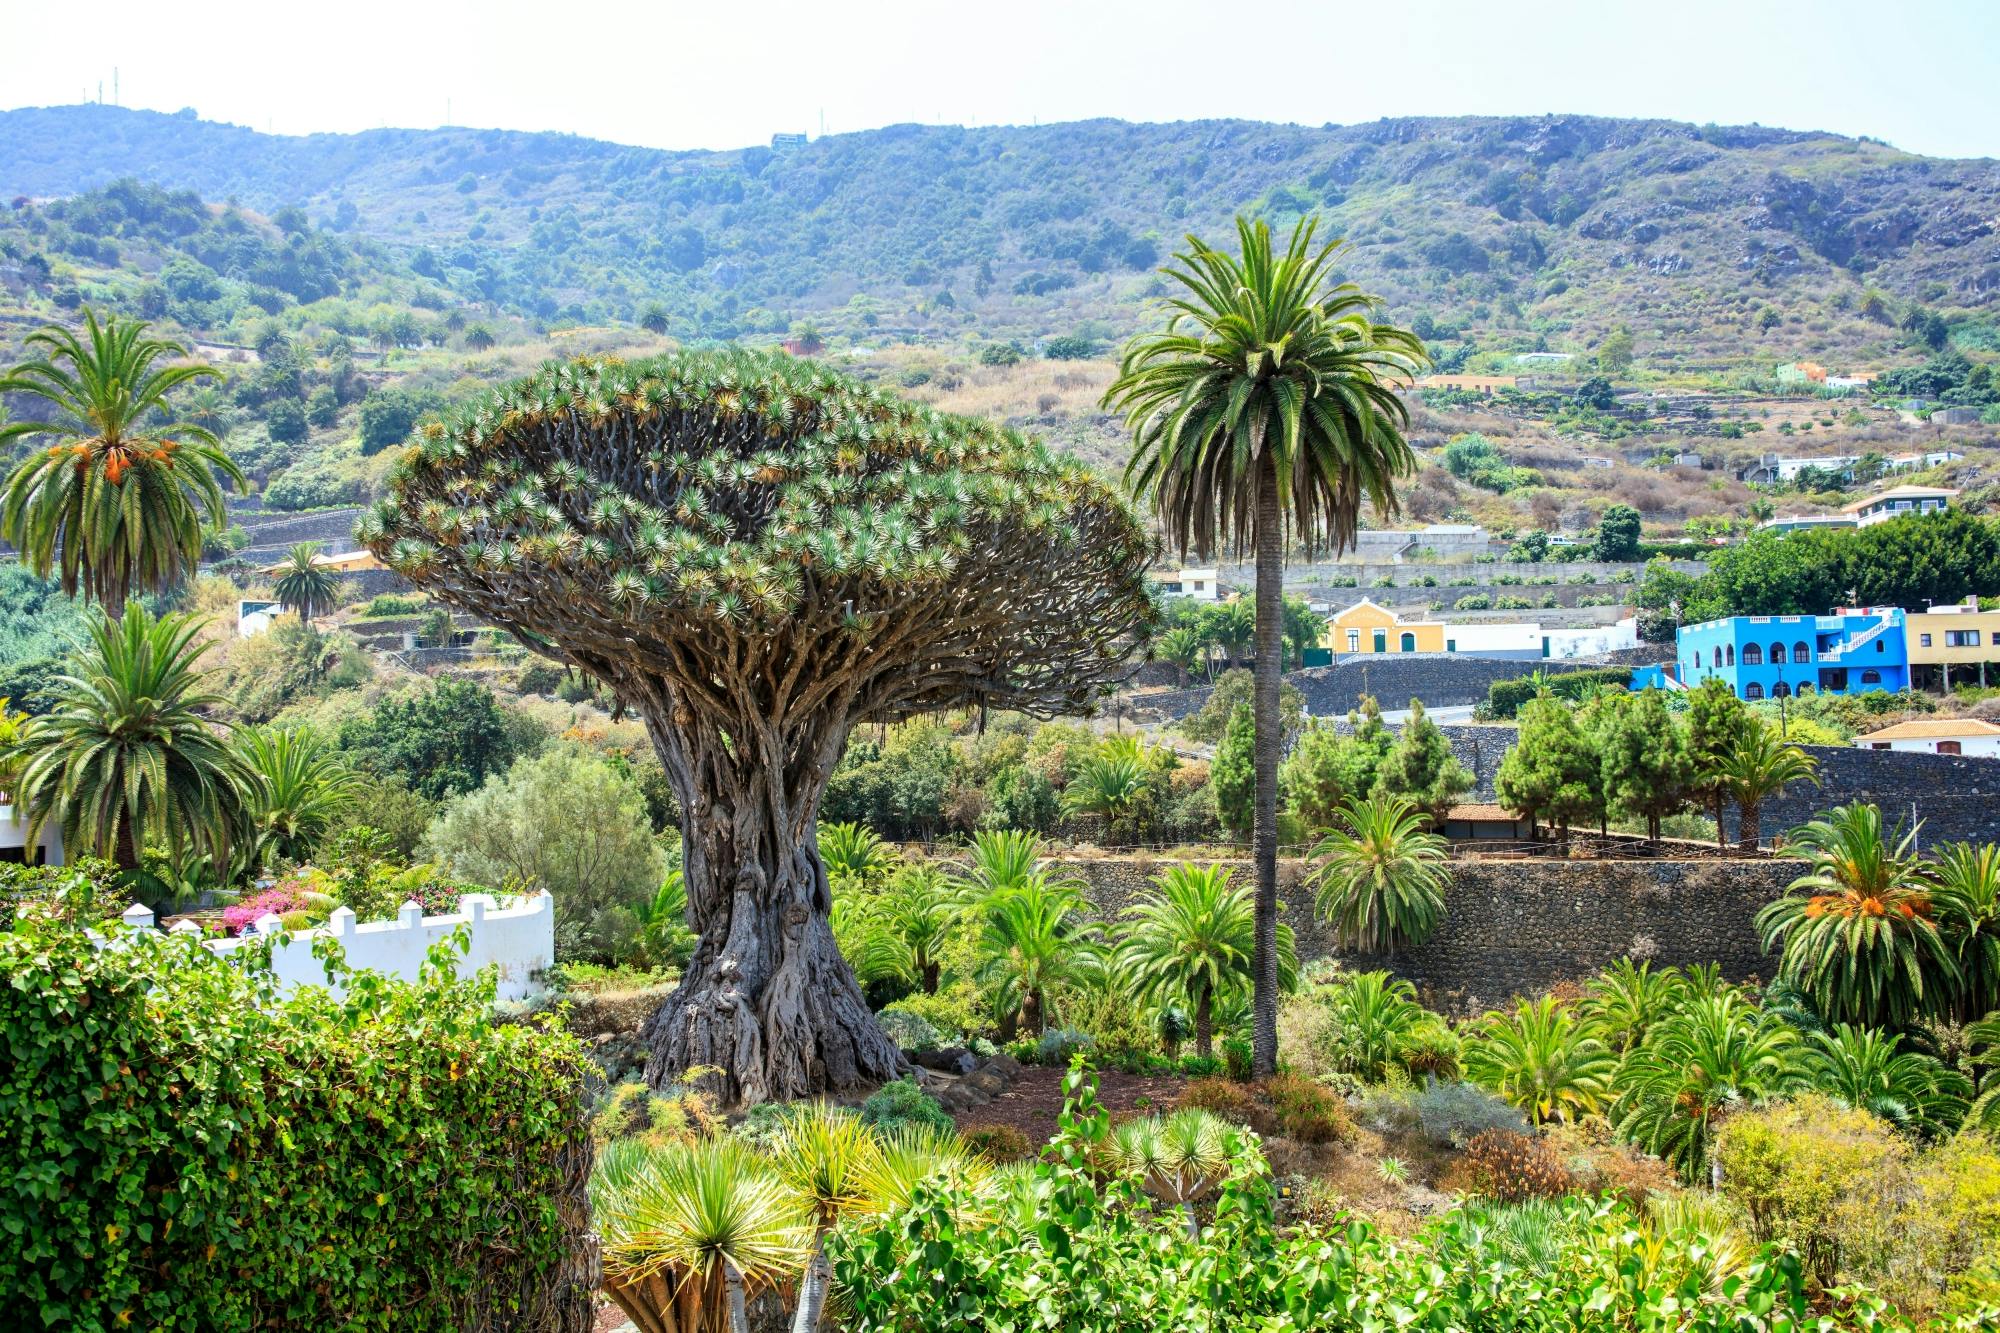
[358, 349, 1154, 722]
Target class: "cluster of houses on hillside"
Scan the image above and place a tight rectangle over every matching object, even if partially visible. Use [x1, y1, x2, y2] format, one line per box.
[1319, 598, 1639, 662]
[1759, 484, 1959, 534]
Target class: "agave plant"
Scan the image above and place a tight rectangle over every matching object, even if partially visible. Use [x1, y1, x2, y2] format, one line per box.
[1463, 996, 1616, 1125]
[592, 1137, 811, 1333]
[1305, 795, 1450, 956]
[1612, 991, 1801, 1183]
[1758, 803, 1959, 1030]
[769, 1104, 880, 1333]
[1104, 1109, 1232, 1236]
[1802, 1022, 1970, 1137]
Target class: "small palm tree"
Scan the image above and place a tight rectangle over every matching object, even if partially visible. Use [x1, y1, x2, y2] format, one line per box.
[770, 1104, 880, 1333]
[1463, 996, 1616, 1125]
[1758, 803, 1959, 1029]
[8, 604, 251, 872]
[1930, 840, 2000, 1021]
[1107, 215, 1426, 1079]
[237, 726, 361, 867]
[271, 542, 340, 625]
[1, 310, 244, 610]
[1306, 795, 1450, 956]
[1155, 624, 1209, 687]
[640, 305, 672, 335]
[817, 821, 896, 883]
[1580, 959, 1686, 1056]
[462, 324, 497, 352]
[633, 868, 696, 970]
[1322, 970, 1426, 1083]
[1061, 735, 1156, 842]
[971, 874, 1096, 1038]
[1612, 991, 1800, 1183]
[1802, 1023, 1969, 1137]
[948, 828, 1052, 900]
[592, 1137, 811, 1333]
[1718, 722, 1818, 850]
[1966, 1013, 2000, 1134]
[857, 863, 958, 995]
[1118, 863, 1291, 1058]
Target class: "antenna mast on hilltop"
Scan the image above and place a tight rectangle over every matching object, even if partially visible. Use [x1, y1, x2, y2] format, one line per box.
[113, 68, 119, 106]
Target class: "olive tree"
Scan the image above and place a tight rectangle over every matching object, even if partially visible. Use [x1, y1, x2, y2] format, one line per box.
[360, 350, 1153, 1103]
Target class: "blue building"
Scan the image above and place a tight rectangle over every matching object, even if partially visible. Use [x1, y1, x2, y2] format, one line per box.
[1672, 609, 1909, 700]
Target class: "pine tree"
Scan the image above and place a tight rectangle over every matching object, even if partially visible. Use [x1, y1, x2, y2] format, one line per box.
[1683, 679, 1754, 846]
[1597, 689, 1695, 841]
[1372, 699, 1472, 824]
[1213, 703, 1256, 839]
[1496, 697, 1601, 840]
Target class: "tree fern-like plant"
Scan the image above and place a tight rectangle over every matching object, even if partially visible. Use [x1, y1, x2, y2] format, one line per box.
[1757, 803, 1958, 1030]
[1106, 215, 1426, 1078]
[1, 310, 243, 610]
[7, 603, 251, 872]
[1306, 795, 1450, 956]
[271, 542, 340, 626]
[1463, 996, 1616, 1125]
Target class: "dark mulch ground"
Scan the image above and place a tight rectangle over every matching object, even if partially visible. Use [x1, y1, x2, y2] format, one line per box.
[949, 1065, 1190, 1142]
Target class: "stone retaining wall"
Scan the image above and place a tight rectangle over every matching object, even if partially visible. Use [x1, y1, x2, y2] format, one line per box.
[1052, 853, 1796, 1013]
[1139, 658, 1609, 721]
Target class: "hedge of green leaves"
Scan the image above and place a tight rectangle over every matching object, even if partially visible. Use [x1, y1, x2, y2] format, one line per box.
[1485, 666, 1637, 721]
[0, 918, 595, 1332]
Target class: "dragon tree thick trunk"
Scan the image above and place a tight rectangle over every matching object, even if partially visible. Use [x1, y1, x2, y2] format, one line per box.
[1250, 448, 1282, 1080]
[635, 697, 903, 1107]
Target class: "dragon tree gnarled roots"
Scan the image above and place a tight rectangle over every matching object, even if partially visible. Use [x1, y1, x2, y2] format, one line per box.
[360, 349, 1154, 1103]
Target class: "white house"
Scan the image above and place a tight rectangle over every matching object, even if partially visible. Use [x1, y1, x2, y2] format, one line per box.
[1842, 484, 1958, 528]
[237, 598, 285, 638]
[0, 803, 63, 867]
[1150, 568, 1221, 603]
[1855, 718, 2000, 758]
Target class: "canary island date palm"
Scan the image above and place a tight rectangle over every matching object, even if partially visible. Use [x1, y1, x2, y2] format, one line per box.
[359, 348, 1153, 1104]
[237, 725, 362, 867]
[271, 541, 340, 626]
[1106, 215, 1425, 1076]
[1463, 995, 1617, 1125]
[6, 603, 251, 873]
[1802, 1022, 1969, 1138]
[1612, 990, 1800, 1183]
[1579, 959, 1687, 1056]
[971, 873, 1098, 1038]
[1930, 840, 2000, 1020]
[1, 310, 243, 611]
[1757, 803, 1958, 1030]
[1306, 794, 1450, 957]
[1718, 721, 1818, 851]
[1117, 862, 1294, 1058]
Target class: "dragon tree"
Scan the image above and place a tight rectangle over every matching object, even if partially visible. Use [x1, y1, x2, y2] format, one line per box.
[359, 349, 1154, 1103]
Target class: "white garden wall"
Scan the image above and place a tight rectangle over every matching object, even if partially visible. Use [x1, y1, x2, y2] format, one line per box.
[117, 891, 555, 1002]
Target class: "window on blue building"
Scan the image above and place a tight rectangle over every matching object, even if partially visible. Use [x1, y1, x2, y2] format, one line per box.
[1861, 669, 1881, 684]
[1794, 641, 1810, 661]
[1769, 642, 1787, 664]
[1745, 682, 1764, 699]
[1743, 644, 1763, 665]
[1772, 682, 1790, 698]
[1726, 645, 1735, 665]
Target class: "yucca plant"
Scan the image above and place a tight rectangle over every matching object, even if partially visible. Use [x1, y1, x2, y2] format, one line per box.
[8, 603, 251, 873]
[1612, 991, 1801, 1183]
[1104, 1108, 1231, 1236]
[852, 1123, 991, 1221]
[1306, 794, 1450, 956]
[1106, 215, 1426, 1078]
[770, 1104, 880, 1333]
[1802, 1022, 1970, 1137]
[237, 725, 361, 868]
[592, 1137, 811, 1333]
[1758, 803, 1959, 1030]
[1, 309, 244, 611]
[271, 541, 340, 625]
[1463, 996, 1616, 1125]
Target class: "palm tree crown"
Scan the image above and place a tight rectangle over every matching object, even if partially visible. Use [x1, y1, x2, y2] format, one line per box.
[7, 602, 251, 870]
[238, 725, 361, 867]
[1105, 214, 1425, 1079]
[271, 542, 340, 625]
[1, 310, 244, 609]
[1307, 795, 1451, 956]
[1117, 863, 1293, 1057]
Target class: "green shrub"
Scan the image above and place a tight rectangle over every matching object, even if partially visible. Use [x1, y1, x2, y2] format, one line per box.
[363, 594, 421, 616]
[1262, 1072, 1354, 1145]
[0, 859, 128, 932]
[1483, 666, 1633, 720]
[0, 919, 592, 1332]
[858, 1077, 954, 1134]
[1414, 1079, 1529, 1148]
[1035, 1027, 1094, 1066]
[961, 1122, 1034, 1163]
[876, 1006, 947, 1052]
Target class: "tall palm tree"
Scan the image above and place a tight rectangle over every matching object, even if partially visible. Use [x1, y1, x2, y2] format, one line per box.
[1106, 215, 1426, 1077]
[1718, 722, 1818, 850]
[1758, 803, 1959, 1030]
[237, 725, 361, 867]
[1, 310, 243, 611]
[1306, 795, 1451, 957]
[971, 874, 1096, 1038]
[7, 603, 251, 873]
[1117, 863, 1290, 1058]
[271, 542, 340, 626]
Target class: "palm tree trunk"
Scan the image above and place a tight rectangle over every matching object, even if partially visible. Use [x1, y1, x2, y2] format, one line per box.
[1738, 797, 1760, 852]
[792, 1232, 832, 1333]
[1194, 985, 1214, 1059]
[1250, 449, 1282, 1080]
[1712, 793, 1727, 849]
[922, 960, 940, 996]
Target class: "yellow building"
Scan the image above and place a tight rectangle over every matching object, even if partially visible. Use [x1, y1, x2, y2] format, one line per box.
[1905, 598, 2000, 689]
[1323, 598, 1445, 655]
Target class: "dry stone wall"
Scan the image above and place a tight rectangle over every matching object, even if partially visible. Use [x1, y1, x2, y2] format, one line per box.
[1052, 853, 1796, 1014]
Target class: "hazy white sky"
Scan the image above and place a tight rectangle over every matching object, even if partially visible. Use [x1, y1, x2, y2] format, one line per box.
[4, 0, 1997, 158]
